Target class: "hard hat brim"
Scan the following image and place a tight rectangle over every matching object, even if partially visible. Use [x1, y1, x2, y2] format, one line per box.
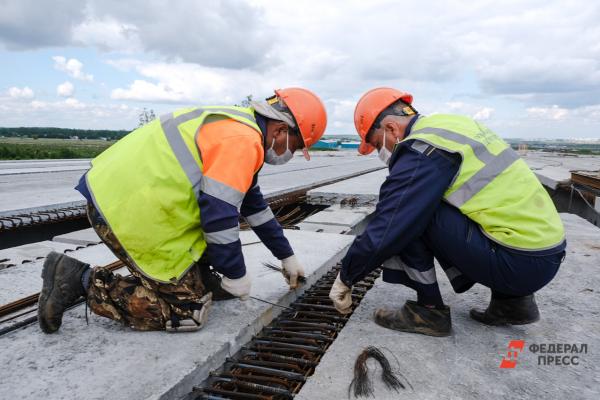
[358, 141, 376, 155]
[251, 101, 297, 128]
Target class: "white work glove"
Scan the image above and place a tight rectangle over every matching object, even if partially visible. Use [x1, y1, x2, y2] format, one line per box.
[220, 274, 251, 301]
[281, 255, 305, 289]
[329, 273, 352, 314]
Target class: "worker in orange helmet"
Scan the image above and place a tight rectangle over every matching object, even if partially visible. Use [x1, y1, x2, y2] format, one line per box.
[329, 88, 565, 336]
[38, 88, 327, 333]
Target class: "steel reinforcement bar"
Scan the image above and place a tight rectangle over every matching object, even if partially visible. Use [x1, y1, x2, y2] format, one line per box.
[189, 264, 381, 400]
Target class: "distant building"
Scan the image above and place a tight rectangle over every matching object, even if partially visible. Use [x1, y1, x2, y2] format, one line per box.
[312, 139, 339, 150]
[518, 143, 528, 155]
[340, 141, 360, 150]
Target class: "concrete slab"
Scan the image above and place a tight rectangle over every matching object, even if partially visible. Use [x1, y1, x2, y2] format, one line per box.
[4, 151, 599, 216]
[523, 152, 600, 190]
[302, 206, 371, 226]
[297, 205, 374, 235]
[0, 241, 84, 269]
[53, 228, 102, 246]
[0, 159, 91, 175]
[0, 243, 119, 305]
[0, 229, 355, 400]
[0, 152, 381, 215]
[535, 167, 571, 190]
[257, 153, 383, 198]
[307, 169, 388, 206]
[297, 213, 600, 400]
[0, 169, 88, 213]
[296, 222, 353, 234]
[0, 165, 91, 176]
[0, 232, 278, 306]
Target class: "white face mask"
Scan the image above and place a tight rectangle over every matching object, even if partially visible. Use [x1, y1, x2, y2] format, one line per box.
[377, 131, 399, 166]
[265, 130, 293, 165]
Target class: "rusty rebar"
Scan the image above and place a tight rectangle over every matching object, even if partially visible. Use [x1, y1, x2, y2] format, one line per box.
[193, 266, 383, 399]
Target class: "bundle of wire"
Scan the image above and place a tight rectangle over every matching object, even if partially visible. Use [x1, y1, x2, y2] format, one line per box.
[348, 346, 410, 398]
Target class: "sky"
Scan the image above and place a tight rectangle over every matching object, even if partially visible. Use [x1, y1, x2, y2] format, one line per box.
[1, 0, 599, 139]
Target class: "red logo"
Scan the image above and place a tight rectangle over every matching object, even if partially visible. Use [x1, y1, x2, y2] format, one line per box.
[500, 340, 526, 369]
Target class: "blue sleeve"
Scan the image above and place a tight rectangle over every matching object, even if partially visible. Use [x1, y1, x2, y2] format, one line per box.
[339, 140, 460, 286]
[241, 184, 294, 260]
[75, 172, 92, 202]
[199, 192, 246, 279]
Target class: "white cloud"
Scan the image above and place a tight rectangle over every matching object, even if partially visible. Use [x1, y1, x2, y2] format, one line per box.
[57, 81, 75, 97]
[0, 0, 84, 49]
[104, 58, 142, 72]
[31, 100, 47, 109]
[72, 17, 142, 53]
[473, 107, 494, 121]
[110, 61, 274, 104]
[446, 102, 466, 112]
[0, 97, 142, 129]
[572, 104, 600, 122]
[436, 102, 495, 122]
[7, 86, 34, 99]
[2, 1, 600, 137]
[111, 79, 184, 103]
[53, 56, 94, 81]
[526, 105, 569, 120]
[64, 97, 85, 109]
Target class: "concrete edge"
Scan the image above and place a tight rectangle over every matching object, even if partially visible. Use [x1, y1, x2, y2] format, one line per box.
[264, 166, 384, 199]
[52, 237, 102, 246]
[0, 200, 86, 217]
[307, 194, 378, 207]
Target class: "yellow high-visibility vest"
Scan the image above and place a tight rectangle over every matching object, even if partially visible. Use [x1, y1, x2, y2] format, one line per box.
[87, 107, 260, 282]
[403, 114, 565, 251]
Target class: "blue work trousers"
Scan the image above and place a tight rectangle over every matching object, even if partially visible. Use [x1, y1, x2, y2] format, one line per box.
[382, 202, 565, 304]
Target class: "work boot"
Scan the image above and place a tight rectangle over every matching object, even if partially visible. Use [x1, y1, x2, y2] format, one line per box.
[470, 294, 540, 326]
[38, 252, 89, 333]
[374, 300, 451, 337]
[201, 267, 236, 301]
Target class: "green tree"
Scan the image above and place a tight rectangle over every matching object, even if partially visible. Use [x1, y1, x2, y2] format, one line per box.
[236, 94, 253, 107]
[138, 108, 156, 127]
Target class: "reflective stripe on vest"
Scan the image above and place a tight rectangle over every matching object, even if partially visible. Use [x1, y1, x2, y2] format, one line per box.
[404, 114, 565, 251]
[161, 107, 259, 209]
[87, 106, 260, 283]
[411, 126, 521, 207]
[446, 147, 518, 206]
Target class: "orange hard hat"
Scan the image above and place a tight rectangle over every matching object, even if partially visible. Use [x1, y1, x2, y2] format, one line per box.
[354, 88, 413, 155]
[275, 88, 327, 160]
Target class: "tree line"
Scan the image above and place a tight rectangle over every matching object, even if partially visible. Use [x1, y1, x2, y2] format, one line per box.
[0, 127, 130, 140]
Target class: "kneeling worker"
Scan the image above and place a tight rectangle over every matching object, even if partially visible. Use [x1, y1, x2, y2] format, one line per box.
[38, 88, 327, 332]
[330, 88, 565, 336]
